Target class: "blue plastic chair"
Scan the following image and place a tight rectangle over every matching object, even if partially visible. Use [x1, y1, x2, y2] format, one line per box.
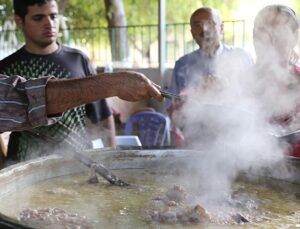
[124, 111, 171, 147]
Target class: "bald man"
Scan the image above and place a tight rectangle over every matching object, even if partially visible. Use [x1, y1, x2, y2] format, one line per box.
[165, 7, 253, 146]
[166, 7, 253, 102]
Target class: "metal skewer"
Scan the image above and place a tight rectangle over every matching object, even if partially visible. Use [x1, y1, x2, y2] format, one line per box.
[151, 81, 182, 100]
[159, 90, 182, 100]
[28, 125, 130, 187]
[276, 129, 300, 145]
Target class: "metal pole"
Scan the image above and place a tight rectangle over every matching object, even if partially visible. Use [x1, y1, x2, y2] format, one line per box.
[158, 0, 166, 83]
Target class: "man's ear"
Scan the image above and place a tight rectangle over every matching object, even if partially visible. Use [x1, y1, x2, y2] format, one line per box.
[14, 15, 24, 30]
[190, 28, 196, 40]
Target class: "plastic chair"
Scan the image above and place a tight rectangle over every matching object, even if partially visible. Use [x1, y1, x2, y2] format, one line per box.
[124, 111, 171, 147]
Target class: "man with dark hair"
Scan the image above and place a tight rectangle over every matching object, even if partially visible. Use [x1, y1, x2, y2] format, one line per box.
[0, 0, 157, 161]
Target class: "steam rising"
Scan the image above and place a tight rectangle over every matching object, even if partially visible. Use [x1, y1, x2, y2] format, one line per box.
[173, 7, 300, 203]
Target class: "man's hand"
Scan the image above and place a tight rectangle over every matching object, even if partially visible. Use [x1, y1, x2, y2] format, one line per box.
[111, 71, 164, 102]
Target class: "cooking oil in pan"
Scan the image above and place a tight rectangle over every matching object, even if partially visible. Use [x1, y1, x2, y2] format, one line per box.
[0, 169, 300, 228]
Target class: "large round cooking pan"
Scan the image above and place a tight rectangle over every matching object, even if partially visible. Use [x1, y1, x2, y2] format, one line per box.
[0, 149, 300, 228]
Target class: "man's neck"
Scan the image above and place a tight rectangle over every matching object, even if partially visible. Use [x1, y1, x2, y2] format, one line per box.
[201, 42, 221, 58]
[24, 42, 59, 55]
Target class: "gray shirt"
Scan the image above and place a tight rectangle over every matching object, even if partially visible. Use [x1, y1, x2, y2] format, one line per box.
[165, 44, 253, 110]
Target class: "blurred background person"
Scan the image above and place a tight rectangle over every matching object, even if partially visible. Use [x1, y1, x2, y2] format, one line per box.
[166, 6, 253, 146]
[251, 4, 300, 157]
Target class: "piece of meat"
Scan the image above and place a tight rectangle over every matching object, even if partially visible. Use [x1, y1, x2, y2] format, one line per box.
[150, 204, 211, 225]
[87, 163, 99, 184]
[150, 210, 177, 224]
[176, 204, 211, 224]
[19, 207, 94, 229]
[165, 185, 187, 203]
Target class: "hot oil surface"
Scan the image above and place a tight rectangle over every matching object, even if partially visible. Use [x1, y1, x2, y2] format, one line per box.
[1, 169, 300, 228]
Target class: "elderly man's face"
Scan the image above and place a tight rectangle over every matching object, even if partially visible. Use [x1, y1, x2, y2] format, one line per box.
[190, 10, 222, 56]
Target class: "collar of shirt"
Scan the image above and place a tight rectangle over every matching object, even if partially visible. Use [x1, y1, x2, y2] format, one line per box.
[197, 43, 224, 57]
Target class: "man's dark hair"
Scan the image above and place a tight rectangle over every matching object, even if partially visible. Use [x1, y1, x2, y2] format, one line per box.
[13, 0, 56, 19]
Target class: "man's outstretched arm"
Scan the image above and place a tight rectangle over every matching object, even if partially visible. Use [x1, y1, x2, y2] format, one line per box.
[46, 71, 163, 115]
[0, 71, 162, 132]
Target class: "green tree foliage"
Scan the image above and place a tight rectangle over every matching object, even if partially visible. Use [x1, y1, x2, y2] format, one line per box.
[1, 0, 300, 28]
[63, 0, 240, 28]
[165, 0, 239, 24]
[0, 0, 13, 25]
[0, 0, 244, 29]
[293, 0, 300, 14]
[63, 0, 107, 28]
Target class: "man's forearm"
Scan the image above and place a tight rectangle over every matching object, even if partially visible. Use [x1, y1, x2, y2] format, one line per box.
[45, 71, 163, 115]
[46, 74, 115, 115]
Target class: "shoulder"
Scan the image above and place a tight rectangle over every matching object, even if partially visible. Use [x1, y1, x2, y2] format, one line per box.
[175, 49, 200, 65]
[60, 45, 89, 60]
[59, 45, 95, 75]
[0, 48, 24, 62]
[0, 48, 25, 69]
[223, 44, 250, 55]
[221, 44, 253, 63]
